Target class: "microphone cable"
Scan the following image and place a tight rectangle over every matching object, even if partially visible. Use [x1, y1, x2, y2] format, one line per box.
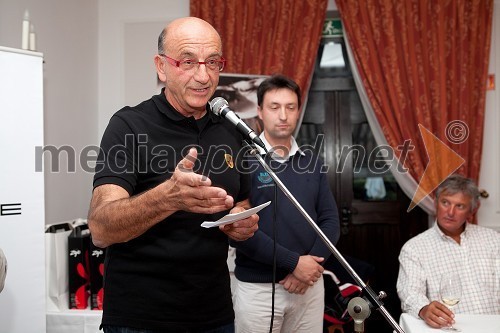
[268, 154, 278, 333]
[242, 140, 278, 333]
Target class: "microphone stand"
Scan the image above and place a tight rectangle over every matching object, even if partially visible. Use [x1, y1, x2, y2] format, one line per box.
[244, 141, 405, 333]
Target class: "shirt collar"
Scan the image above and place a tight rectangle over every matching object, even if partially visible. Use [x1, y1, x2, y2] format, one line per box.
[152, 88, 221, 124]
[255, 132, 304, 160]
[432, 220, 470, 240]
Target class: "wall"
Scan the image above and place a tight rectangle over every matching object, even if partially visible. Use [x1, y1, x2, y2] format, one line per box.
[97, 0, 189, 137]
[478, 0, 500, 231]
[0, 0, 98, 224]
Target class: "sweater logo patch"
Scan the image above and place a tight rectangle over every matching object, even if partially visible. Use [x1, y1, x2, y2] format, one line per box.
[224, 154, 234, 168]
[257, 172, 272, 184]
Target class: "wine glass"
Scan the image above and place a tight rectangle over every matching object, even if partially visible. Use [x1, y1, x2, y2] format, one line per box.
[439, 273, 462, 332]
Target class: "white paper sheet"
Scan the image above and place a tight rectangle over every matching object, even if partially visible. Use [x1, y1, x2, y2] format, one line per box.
[201, 201, 271, 228]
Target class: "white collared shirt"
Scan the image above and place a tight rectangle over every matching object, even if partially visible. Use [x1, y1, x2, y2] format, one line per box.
[256, 133, 304, 163]
[397, 222, 500, 317]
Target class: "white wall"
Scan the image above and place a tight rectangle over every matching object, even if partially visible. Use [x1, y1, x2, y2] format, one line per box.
[478, 1, 500, 232]
[0, 0, 98, 224]
[97, 0, 189, 137]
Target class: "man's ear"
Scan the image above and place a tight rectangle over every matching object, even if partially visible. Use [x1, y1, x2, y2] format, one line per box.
[257, 106, 263, 121]
[471, 200, 481, 216]
[154, 55, 166, 82]
[466, 200, 481, 223]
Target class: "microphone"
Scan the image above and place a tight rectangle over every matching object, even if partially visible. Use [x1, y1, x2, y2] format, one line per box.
[209, 97, 266, 149]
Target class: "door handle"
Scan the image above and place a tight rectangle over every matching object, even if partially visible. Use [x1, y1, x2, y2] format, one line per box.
[340, 207, 351, 235]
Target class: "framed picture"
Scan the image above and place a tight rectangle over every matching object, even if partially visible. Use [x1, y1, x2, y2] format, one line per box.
[212, 73, 270, 135]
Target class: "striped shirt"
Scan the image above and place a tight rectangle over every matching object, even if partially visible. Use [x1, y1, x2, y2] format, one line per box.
[397, 222, 500, 318]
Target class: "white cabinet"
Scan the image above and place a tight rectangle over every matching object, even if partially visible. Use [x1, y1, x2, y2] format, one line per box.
[0, 46, 45, 332]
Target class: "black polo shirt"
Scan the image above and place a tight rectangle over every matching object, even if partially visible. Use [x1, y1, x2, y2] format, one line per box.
[93, 89, 250, 331]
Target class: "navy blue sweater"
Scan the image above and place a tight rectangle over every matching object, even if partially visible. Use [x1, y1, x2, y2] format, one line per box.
[232, 151, 340, 283]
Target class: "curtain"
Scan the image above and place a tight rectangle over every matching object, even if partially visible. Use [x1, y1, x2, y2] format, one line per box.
[336, 0, 493, 213]
[344, 33, 434, 214]
[190, 0, 328, 103]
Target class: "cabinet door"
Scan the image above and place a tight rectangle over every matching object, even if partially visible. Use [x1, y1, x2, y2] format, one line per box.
[0, 47, 45, 333]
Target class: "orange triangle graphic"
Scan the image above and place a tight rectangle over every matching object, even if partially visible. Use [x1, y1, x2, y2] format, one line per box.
[408, 124, 465, 211]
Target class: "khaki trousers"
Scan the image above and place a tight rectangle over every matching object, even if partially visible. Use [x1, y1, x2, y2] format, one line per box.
[233, 276, 324, 333]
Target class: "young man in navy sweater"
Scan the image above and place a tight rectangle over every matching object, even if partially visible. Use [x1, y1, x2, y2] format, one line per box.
[231, 75, 340, 333]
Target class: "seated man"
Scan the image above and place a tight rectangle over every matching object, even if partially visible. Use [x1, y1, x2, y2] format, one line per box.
[397, 174, 500, 329]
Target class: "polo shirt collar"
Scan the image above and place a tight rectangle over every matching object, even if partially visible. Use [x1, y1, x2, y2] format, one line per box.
[152, 88, 221, 124]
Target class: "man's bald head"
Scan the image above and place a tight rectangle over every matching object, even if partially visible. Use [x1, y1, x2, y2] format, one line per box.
[158, 17, 221, 55]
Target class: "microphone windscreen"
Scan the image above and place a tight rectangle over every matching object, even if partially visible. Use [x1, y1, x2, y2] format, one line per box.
[209, 97, 228, 116]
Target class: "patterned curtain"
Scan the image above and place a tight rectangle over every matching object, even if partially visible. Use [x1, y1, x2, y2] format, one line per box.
[336, 0, 493, 211]
[190, 0, 328, 104]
